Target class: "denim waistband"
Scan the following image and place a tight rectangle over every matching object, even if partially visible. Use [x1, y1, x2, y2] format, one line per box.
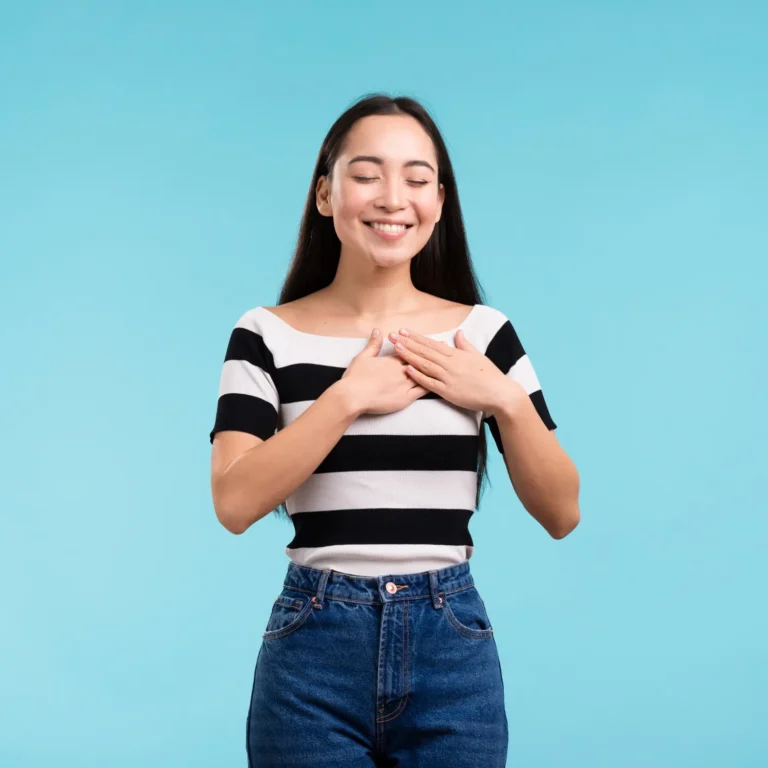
[280, 560, 476, 608]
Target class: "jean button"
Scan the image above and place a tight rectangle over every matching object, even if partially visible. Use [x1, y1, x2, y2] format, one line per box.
[385, 582, 397, 594]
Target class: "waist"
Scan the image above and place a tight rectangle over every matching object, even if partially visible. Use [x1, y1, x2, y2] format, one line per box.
[278, 559, 476, 605]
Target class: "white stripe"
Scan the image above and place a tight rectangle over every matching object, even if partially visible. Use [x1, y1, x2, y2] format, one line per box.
[281, 397, 482, 436]
[469, 304, 509, 353]
[286, 470, 478, 514]
[507, 354, 542, 395]
[285, 543, 474, 577]
[218, 358, 279, 409]
[251, 305, 486, 368]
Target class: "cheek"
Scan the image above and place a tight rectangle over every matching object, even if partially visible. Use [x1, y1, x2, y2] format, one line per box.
[414, 196, 441, 226]
[334, 204, 364, 244]
[335, 182, 369, 220]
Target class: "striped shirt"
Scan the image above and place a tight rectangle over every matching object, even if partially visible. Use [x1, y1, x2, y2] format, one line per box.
[209, 303, 557, 576]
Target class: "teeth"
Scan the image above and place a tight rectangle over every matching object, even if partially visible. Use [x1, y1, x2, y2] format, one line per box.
[370, 222, 408, 232]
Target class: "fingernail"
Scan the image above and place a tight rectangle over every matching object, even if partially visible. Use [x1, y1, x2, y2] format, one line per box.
[399, 328, 409, 336]
[372, 328, 380, 338]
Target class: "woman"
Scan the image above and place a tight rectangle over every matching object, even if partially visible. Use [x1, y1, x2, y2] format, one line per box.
[209, 93, 580, 767]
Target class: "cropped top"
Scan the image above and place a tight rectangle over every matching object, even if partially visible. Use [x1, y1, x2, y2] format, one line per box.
[209, 303, 557, 576]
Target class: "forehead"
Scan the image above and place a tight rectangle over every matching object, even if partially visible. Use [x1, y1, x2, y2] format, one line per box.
[340, 114, 438, 164]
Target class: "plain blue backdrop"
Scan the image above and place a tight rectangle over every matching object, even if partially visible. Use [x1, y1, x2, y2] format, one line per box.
[1, 1, 766, 766]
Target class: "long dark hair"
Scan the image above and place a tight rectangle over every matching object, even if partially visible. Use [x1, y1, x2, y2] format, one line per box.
[273, 93, 493, 519]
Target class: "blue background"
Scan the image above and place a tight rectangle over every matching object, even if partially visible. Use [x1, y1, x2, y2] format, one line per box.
[1, 1, 766, 765]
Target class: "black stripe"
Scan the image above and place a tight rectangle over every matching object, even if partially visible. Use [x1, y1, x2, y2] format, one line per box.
[484, 319, 524, 375]
[209, 392, 278, 443]
[484, 390, 557, 453]
[287, 508, 475, 548]
[274, 362, 345, 404]
[316, 434, 479, 473]
[531, 389, 556, 430]
[274, 362, 444, 405]
[225, 326, 276, 376]
[210, 326, 278, 442]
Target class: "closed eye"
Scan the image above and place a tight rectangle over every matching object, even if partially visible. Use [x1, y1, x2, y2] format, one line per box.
[352, 176, 429, 186]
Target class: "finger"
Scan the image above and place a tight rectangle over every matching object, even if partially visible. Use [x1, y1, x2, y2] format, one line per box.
[390, 333, 448, 367]
[395, 329, 453, 357]
[362, 327, 383, 356]
[404, 363, 442, 392]
[454, 329, 475, 350]
[395, 343, 445, 380]
[408, 383, 429, 400]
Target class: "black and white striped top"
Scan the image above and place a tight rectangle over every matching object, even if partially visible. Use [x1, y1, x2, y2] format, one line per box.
[209, 304, 557, 576]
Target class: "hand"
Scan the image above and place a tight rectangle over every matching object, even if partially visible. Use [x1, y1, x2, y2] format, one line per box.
[389, 327, 527, 417]
[340, 329, 429, 416]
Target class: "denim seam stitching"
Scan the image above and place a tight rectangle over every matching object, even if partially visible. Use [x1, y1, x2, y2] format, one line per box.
[262, 599, 314, 640]
[280, 583, 475, 603]
[442, 594, 494, 639]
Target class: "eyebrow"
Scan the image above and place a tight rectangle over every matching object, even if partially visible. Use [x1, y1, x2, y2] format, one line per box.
[347, 155, 436, 173]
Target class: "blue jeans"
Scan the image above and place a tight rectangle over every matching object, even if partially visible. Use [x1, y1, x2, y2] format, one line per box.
[246, 560, 509, 766]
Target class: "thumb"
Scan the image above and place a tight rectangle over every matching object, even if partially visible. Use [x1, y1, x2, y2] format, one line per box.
[363, 327, 383, 355]
[455, 329, 474, 350]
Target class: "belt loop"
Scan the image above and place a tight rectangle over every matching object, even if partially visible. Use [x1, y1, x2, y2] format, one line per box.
[428, 570, 444, 609]
[312, 569, 331, 609]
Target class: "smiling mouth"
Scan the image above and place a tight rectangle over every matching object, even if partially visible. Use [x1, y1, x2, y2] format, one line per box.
[364, 222, 414, 233]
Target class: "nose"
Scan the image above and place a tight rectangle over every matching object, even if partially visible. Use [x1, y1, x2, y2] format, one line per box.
[376, 177, 405, 211]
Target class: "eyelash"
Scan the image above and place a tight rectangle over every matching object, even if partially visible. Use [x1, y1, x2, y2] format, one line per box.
[353, 176, 429, 186]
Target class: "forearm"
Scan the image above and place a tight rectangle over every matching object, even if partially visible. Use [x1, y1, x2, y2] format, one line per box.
[218, 380, 362, 533]
[493, 385, 580, 538]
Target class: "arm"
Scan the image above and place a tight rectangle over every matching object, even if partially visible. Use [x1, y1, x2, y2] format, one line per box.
[490, 382, 580, 539]
[211, 379, 360, 534]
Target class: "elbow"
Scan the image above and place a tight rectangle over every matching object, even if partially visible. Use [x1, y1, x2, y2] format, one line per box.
[216, 509, 249, 535]
[212, 491, 253, 535]
[550, 508, 581, 540]
[213, 494, 269, 535]
[551, 473, 581, 540]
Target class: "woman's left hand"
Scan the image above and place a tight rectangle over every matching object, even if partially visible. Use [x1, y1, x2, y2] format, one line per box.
[389, 328, 526, 417]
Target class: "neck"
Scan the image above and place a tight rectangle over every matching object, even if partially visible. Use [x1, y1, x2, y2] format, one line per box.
[323, 247, 425, 317]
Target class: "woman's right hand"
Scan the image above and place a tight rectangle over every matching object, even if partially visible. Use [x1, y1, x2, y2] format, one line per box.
[340, 328, 428, 416]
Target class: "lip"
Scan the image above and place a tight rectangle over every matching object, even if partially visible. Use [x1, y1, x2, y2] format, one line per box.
[364, 219, 415, 226]
[364, 221, 412, 241]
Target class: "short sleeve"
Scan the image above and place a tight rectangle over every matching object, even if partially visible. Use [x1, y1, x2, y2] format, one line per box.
[481, 310, 557, 454]
[209, 309, 280, 444]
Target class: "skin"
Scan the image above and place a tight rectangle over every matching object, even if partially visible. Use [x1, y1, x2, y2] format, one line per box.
[290, 113, 462, 336]
[317, 113, 445, 280]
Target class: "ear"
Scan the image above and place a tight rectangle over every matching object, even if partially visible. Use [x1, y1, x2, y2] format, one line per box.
[316, 175, 333, 217]
[435, 182, 445, 223]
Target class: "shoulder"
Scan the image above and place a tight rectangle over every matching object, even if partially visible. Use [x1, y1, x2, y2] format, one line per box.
[229, 303, 316, 352]
[226, 306, 287, 350]
[231, 305, 269, 333]
[462, 305, 531, 367]
[232, 297, 313, 328]
[467, 303, 514, 342]
[472, 303, 510, 329]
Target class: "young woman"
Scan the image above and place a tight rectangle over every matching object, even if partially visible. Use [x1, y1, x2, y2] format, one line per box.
[209, 93, 580, 767]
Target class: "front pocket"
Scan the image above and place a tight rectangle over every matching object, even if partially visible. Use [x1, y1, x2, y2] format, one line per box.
[441, 586, 494, 640]
[262, 593, 314, 640]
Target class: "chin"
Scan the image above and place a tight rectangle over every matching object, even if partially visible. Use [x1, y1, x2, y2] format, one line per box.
[368, 257, 409, 270]
[368, 248, 417, 268]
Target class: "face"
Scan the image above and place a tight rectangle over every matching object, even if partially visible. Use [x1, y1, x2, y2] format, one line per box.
[316, 114, 445, 268]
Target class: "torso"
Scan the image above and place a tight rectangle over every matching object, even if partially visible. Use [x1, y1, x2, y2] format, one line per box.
[264, 292, 475, 339]
[209, 298, 557, 576]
